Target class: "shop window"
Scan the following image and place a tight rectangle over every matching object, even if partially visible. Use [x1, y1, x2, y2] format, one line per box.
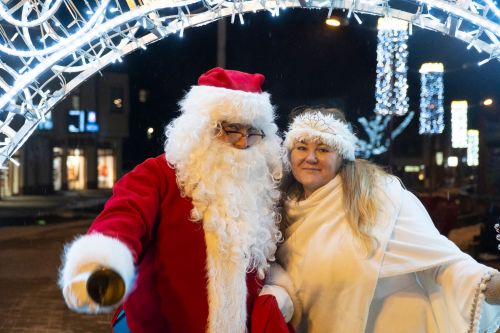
[67, 149, 86, 190]
[0, 155, 20, 197]
[98, 149, 115, 189]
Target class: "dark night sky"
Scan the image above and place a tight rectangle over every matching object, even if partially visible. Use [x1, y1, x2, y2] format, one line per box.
[108, 9, 500, 169]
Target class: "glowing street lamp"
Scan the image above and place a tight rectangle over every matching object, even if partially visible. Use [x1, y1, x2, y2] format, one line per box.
[147, 127, 154, 140]
[482, 98, 493, 106]
[325, 18, 342, 27]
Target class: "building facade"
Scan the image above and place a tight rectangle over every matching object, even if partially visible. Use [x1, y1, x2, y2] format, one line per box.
[1, 72, 129, 196]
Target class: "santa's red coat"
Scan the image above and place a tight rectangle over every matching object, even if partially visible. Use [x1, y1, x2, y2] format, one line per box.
[88, 155, 289, 333]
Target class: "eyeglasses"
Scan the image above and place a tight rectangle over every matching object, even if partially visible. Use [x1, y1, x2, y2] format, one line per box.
[219, 123, 266, 146]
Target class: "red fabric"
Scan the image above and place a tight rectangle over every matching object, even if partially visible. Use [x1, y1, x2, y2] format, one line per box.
[89, 155, 263, 333]
[418, 196, 458, 236]
[198, 67, 265, 93]
[251, 295, 295, 333]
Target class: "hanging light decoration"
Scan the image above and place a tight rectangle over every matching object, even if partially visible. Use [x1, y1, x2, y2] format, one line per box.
[467, 129, 479, 166]
[374, 17, 409, 116]
[451, 100, 468, 148]
[419, 62, 445, 134]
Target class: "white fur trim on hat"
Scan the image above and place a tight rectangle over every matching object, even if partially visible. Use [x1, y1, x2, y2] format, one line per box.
[179, 85, 275, 129]
[284, 111, 358, 161]
[59, 233, 136, 297]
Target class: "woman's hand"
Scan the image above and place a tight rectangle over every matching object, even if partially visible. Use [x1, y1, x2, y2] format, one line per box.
[260, 285, 294, 322]
[485, 272, 500, 305]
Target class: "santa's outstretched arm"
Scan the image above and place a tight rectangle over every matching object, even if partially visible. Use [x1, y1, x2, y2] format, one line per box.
[58, 156, 170, 313]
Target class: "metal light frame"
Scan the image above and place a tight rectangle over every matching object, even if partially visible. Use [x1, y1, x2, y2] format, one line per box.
[0, 0, 498, 167]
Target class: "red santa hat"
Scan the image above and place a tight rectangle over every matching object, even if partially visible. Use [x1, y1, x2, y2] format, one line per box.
[178, 67, 275, 129]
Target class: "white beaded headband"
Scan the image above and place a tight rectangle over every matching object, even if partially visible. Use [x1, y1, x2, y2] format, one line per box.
[284, 111, 358, 161]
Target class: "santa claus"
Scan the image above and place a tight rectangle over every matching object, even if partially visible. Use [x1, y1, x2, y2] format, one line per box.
[59, 68, 293, 333]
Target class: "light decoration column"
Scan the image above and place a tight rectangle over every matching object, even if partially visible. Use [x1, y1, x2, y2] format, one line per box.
[419, 63, 445, 134]
[467, 129, 479, 166]
[374, 17, 409, 116]
[451, 100, 469, 148]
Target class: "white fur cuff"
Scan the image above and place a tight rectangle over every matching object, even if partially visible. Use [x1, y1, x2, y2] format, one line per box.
[59, 233, 136, 296]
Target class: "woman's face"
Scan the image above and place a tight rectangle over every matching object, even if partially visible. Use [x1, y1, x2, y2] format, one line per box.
[290, 139, 342, 198]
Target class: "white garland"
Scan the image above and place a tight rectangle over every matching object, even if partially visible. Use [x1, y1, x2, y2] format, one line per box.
[0, 0, 498, 168]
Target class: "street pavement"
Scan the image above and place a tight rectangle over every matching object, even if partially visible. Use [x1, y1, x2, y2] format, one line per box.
[0, 220, 111, 333]
[0, 190, 111, 226]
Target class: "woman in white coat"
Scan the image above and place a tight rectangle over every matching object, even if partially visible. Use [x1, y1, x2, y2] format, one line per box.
[266, 106, 500, 333]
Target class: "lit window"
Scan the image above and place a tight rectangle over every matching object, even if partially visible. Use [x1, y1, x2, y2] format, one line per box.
[110, 87, 124, 112]
[139, 89, 149, 103]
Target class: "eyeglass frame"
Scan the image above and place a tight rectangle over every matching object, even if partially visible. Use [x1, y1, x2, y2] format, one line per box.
[217, 122, 266, 144]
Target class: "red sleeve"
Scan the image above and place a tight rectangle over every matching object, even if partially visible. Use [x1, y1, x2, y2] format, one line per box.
[89, 155, 171, 263]
[251, 295, 295, 333]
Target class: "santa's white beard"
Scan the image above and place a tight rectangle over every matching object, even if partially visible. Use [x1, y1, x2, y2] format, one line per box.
[167, 138, 282, 276]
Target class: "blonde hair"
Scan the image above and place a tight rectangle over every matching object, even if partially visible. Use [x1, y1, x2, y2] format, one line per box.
[283, 106, 389, 256]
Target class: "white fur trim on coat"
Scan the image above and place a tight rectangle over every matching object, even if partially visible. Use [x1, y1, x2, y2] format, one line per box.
[59, 233, 135, 296]
[179, 85, 275, 129]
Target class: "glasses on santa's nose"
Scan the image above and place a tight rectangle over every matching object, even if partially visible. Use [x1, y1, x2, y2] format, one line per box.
[219, 123, 266, 146]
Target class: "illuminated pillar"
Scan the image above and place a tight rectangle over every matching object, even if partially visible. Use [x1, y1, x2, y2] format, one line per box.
[374, 17, 409, 116]
[419, 63, 444, 134]
[467, 129, 479, 166]
[451, 100, 468, 148]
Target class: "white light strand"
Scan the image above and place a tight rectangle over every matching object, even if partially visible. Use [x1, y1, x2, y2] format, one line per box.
[374, 17, 409, 116]
[451, 100, 468, 148]
[356, 111, 414, 158]
[467, 129, 479, 166]
[0, 0, 498, 169]
[419, 62, 444, 134]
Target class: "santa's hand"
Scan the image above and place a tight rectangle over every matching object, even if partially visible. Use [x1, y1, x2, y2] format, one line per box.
[59, 234, 135, 314]
[259, 284, 294, 322]
[62, 263, 114, 314]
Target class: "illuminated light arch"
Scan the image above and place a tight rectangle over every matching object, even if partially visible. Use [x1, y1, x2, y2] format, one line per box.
[0, 0, 498, 167]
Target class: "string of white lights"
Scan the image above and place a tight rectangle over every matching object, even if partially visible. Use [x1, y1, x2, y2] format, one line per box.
[374, 17, 409, 116]
[0, 0, 498, 168]
[356, 111, 414, 158]
[419, 62, 444, 135]
[467, 129, 479, 166]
